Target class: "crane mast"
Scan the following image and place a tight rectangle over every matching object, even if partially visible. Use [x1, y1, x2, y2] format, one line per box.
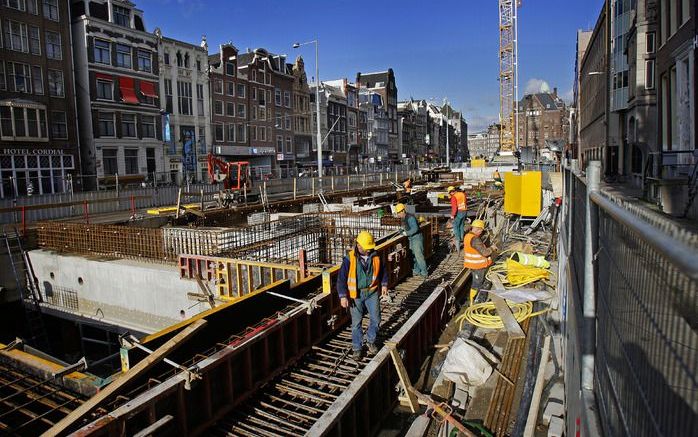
[498, 0, 520, 155]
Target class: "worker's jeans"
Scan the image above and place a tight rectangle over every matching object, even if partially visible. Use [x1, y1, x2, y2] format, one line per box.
[452, 212, 467, 251]
[472, 267, 489, 290]
[409, 235, 428, 276]
[350, 290, 381, 352]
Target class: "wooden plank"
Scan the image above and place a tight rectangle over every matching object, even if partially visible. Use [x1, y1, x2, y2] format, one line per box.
[489, 276, 525, 339]
[386, 342, 419, 413]
[45, 319, 207, 437]
[523, 335, 551, 437]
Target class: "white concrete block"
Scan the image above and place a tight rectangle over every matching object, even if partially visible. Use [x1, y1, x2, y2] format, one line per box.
[543, 400, 564, 426]
[547, 415, 565, 437]
[548, 381, 565, 403]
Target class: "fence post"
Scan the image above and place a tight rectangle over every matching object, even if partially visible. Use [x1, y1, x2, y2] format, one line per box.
[115, 173, 119, 196]
[380, 173, 383, 185]
[312, 177, 315, 196]
[293, 178, 297, 200]
[582, 160, 601, 390]
[567, 159, 578, 252]
[83, 200, 90, 224]
[346, 174, 350, 190]
[363, 173, 366, 187]
[331, 176, 335, 192]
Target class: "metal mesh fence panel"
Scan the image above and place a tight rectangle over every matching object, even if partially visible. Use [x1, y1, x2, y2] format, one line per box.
[594, 205, 698, 436]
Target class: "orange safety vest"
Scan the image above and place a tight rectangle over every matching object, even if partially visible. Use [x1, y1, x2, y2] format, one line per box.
[453, 191, 467, 211]
[347, 251, 381, 299]
[463, 233, 493, 270]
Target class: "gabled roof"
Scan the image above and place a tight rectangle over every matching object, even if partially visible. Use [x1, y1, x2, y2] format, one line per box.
[517, 93, 565, 111]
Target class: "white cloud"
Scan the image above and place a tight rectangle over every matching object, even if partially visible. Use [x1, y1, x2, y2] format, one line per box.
[524, 78, 551, 95]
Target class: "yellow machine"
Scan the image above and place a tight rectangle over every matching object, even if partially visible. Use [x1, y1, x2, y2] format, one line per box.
[470, 159, 486, 168]
[504, 171, 541, 217]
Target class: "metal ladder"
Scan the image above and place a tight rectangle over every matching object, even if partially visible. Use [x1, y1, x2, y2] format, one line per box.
[2, 226, 51, 353]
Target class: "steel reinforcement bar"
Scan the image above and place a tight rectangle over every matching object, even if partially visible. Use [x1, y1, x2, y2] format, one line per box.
[66, 232, 419, 436]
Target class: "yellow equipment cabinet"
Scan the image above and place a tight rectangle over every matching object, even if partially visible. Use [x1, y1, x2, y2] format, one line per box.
[471, 159, 486, 168]
[504, 171, 542, 217]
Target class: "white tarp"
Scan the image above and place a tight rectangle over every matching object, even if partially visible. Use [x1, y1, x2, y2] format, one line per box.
[442, 338, 499, 388]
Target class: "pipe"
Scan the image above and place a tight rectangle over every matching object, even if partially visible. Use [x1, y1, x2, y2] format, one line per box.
[582, 160, 600, 390]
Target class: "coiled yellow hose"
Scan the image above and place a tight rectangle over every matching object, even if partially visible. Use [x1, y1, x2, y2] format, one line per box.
[486, 258, 555, 288]
[455, 301, 550, 330]
[456, 256, 553, 329]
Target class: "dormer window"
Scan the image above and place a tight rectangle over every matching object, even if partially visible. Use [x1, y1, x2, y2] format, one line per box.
[113, 5, 130, 27]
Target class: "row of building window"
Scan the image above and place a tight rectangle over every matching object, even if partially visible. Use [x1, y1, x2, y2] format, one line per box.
[95, 75, 157, 105]
[0, 105, 67, 139]
[1, 19, 63, 59]
[212, 80, 246, 98]
[164, 79, 206, 116]
[93, 39, 153, 73]
[2, 0, 59, 21]
[274, 89, 291, 108]
[213, 101, 247, 119]
[96, 111, 156, 139]
[0, 153, 74, 198]
[0, 61, 64, 96]
[212, 123, 247, 144]
[101, 147, 154, 175]
[275, 135, 293, 153]
[163, 51, 204, 72]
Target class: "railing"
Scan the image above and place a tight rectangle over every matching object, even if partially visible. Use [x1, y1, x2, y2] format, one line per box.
[560, 159, 698, 436]
[0, 170, 417, 225]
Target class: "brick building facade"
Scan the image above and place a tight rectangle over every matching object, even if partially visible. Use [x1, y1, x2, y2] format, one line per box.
[1, 0, 79, 197]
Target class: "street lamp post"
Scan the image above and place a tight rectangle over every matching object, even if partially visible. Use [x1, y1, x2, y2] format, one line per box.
[444, 97, 450, 167]
[293, 39, 323, 191]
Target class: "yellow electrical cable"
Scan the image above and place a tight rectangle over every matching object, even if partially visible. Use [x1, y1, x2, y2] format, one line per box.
[455, 301, 550, 330]
[485, 258, 555, 288]
[455, 254, 554, 330]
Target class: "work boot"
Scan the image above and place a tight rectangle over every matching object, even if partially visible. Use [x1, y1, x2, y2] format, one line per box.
[469, 288, 478, 305]
[367, 343, 379, 355]
[352, 349, 362, 361]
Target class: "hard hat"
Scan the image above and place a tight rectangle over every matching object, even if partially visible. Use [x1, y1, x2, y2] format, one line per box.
[471, 219, 486, 229]
[447, 186, 456, 192]
[395, 203, 406, 213]
[356, 231, 376, 250]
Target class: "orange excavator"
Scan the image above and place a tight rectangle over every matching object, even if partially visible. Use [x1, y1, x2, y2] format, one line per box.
[207, 154, 254, 206]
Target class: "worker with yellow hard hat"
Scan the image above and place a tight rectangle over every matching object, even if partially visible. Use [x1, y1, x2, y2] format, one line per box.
[463, 219, 497, 304]
[394, 203, 428, 278]
[337, 230, 389, 360]
[448, 186, 468, 253]
[493, 168, 503, 188]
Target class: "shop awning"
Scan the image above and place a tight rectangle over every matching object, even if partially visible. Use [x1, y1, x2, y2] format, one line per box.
[140, 81, 158, 98]
[119, 77, 139, 104]
[95, 72, 112, 81]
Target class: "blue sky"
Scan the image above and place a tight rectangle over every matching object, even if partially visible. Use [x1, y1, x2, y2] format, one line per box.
[143, 0, 604, 131]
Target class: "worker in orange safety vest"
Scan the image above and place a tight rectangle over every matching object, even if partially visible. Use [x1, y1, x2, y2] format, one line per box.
[337, 231, 389, 360]
[463, 219, 497, 304]
[448, 186, 468, 253]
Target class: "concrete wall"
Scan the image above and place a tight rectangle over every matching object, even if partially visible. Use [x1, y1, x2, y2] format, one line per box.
[28, 250, 209, 333]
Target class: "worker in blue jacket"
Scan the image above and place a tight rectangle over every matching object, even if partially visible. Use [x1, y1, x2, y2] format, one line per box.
[395, 203, 428, 278]
[336, 231, 389, 360]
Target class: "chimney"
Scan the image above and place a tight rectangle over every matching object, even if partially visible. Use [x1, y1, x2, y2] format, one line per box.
[553, 87, 558, 97]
